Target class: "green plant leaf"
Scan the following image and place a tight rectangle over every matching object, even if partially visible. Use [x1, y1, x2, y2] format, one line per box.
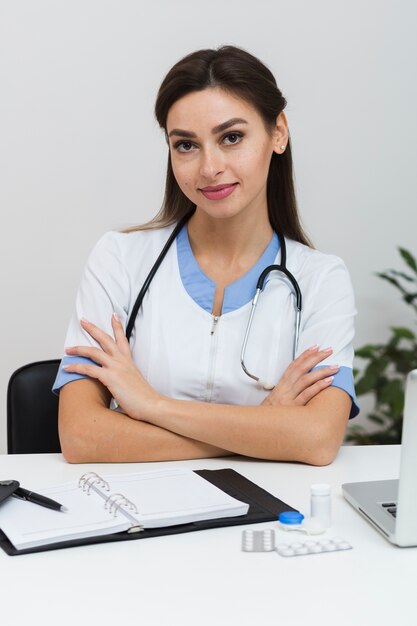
[403, 292, 417, 304]
[399, 247, 417, 274]
[355, 345, 381, 359]
[367, 414, 385, 425]
[367, 357, 390, 377]
[391, 327, 416, 339]
[356, 358, 390, 397]
[379, 379, 404, 417]
[387, 333, 401, 348]
[374, 430, 402, 445]
[390, 270, 416, 282]
[351, 245, 417, 444]
[377, 273, 407, 294]
[355, 375, 374, 396]
[390, 349, 417, 374]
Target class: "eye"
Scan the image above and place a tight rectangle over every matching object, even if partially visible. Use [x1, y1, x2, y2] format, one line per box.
[174, 141, 195, 153]
[223, 132, 243, 145]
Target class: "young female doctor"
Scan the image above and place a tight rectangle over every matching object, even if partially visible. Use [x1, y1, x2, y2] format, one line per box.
[55, 46, 358, 465]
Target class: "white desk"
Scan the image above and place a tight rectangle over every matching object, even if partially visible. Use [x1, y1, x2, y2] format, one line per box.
[0, 446, 415, 626]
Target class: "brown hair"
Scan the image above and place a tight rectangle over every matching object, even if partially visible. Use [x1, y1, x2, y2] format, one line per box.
[127, 45, 311, 246]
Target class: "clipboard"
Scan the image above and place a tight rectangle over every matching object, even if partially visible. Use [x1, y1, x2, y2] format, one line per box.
[0, 468, 297, 556]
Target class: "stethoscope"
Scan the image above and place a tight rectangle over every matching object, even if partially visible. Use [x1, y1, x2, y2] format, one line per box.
[125, 210, 302, 390]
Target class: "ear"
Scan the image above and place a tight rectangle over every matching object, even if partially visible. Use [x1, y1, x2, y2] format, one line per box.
[272, 112, 289, 155]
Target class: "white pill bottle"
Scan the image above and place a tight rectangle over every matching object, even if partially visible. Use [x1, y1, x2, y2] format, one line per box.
[310, 483, 331, 529]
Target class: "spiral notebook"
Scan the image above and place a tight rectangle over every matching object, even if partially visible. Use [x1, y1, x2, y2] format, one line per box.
[0, 468, 298, 556]
[0, 468, 249, 551]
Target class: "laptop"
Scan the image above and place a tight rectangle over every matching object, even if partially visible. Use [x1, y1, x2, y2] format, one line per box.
[342, 369, 417, 547]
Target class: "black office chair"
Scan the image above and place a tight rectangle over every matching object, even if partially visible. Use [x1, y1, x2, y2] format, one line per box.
[7, 360, 61, 454]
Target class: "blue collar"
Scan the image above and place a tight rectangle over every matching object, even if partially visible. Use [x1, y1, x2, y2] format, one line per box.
[176, 225, 280, 314]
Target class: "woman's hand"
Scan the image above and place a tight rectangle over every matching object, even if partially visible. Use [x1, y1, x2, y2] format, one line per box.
[64, 314, 159, 420]
[261, 345, 339, 407]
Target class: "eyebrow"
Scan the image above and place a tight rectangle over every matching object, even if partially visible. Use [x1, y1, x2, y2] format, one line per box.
[167, 117, 248, 139]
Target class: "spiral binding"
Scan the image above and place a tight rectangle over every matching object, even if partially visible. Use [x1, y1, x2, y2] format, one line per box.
[78, 472, 110, 495]
[78, 472, 143, 532]
[105, 492, 138, 518]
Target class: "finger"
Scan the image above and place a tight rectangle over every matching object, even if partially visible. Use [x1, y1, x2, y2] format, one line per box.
[111, 313, 131, 357]
[294, 364, 339, 392]
[294, 346, 333, 369]
[286, 346, 334, 383]
[65, 345, 111, 367]
[284, 345, 318, 375]
[62, 361, 112, 392]
[307, 364, 339, 383]
[295, 376, 335, 405]
[80, 318, 117, 355]
[290, 364, 339, 397]
[63, 361, 104, 381]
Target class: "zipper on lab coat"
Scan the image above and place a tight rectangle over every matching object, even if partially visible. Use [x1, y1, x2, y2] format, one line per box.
[205, 315, 219, 402]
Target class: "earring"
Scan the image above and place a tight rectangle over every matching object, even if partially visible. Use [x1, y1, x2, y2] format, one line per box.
[280, 145, 285, 151]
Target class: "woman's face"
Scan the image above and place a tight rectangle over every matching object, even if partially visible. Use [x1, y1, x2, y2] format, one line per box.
[166, 87, 287, 222]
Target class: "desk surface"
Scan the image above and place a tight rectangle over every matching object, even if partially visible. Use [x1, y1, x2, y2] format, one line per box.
[0, 446, 415, 626]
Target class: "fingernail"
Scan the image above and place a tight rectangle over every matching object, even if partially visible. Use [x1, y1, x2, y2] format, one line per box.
[322, 347, 333, 353]
[80, 317, 89, 325]
[309, 344, 319, 351]
[329, 364, 339, 371]
[112, 312, 120, 323]
[324, 376, 334, 383]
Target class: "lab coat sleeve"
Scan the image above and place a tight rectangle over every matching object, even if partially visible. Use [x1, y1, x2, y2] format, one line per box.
[53, 231, 131, 393]
[296, 253, 359, 417]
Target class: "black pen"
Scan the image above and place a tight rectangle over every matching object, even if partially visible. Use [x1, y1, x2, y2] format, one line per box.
[12, 487, 68, 512]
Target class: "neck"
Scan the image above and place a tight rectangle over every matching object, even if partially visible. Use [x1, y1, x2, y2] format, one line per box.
[187, 206, 273, 265]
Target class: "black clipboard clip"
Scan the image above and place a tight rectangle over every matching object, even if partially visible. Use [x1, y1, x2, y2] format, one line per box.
[0, 480, 20, 505]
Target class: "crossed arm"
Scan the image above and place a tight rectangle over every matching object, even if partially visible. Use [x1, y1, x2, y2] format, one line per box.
[58, 315, 351, 465]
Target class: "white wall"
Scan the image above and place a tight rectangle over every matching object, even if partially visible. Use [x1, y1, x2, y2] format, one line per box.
[1, 0, 416, 452]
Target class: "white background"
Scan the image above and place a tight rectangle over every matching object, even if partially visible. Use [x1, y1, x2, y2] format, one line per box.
[0, 0, 416, 452]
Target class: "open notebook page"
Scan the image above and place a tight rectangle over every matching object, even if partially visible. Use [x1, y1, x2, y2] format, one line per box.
[0, 468, 248, 550]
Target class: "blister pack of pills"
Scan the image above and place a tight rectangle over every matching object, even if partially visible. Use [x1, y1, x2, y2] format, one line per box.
[276, 537, 352, 557]
[242, 529, 276, 552]
[241, 529, 352, 557]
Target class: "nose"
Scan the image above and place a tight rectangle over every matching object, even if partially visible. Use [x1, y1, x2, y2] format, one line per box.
[199, 147, 225, 180]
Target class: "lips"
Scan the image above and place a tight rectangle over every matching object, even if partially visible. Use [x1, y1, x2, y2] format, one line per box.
[199, 183, 238, 200]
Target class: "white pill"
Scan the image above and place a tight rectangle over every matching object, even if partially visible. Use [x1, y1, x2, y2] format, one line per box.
[310, 544, 323, 553]
[332, 536, 345, 544]
[279, 548, 295, 557]
[323, 544, 335, 551]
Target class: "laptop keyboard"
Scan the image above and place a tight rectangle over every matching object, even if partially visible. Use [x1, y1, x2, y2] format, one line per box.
[381, 502, 397, 518]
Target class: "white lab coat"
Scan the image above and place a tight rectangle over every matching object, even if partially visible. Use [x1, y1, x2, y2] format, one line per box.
[55, 225, 357, 412]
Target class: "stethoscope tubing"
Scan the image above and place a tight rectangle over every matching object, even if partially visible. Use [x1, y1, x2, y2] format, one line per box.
[240, 253, 302, 388]
[125, 210, 194, 341]
[125, 210, 302, 388]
